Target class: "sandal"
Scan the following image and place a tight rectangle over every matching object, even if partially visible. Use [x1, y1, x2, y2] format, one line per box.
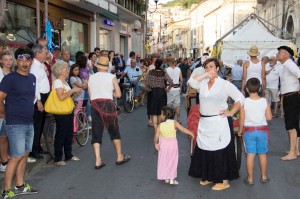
[148, 123, 154, 127]
[169, 179, 179, 185]
[244, 178, 254, 185]
[200, 180, 212, 186]
[54, 161, 66, 166]
[212, 183, 230, 191]
[70, 156, 80, 161]
[261, 177, 270, 183]
[95, 163, 106, 170]
[116, 154, 131, 165]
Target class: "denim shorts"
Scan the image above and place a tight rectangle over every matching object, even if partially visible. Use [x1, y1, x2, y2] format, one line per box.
[5, 124, 34, 157]
[0, 119, 5, 136]
[243, 130, 268, 154]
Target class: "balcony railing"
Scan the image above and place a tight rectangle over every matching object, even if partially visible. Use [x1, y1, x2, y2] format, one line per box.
[117, 0, 146, 16]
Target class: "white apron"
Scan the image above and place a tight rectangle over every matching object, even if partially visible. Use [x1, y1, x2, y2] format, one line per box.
[196, 115, 231, 151]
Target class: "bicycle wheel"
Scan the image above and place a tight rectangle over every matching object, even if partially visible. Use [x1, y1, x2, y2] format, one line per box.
[123, 89, 134, 113]
[235, 135, 242, 170]
[75, 111, 90, 146]
[43, 118, 56, 159]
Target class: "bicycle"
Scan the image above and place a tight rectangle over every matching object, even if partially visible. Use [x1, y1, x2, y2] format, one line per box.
[122, 82, 139, 113]
[43, 105, 90, 160]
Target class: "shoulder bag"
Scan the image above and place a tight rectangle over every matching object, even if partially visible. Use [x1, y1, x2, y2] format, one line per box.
[45, 80, 75, 115]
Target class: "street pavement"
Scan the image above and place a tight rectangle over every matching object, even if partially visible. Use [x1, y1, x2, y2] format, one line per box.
[3, 102, 300, 199]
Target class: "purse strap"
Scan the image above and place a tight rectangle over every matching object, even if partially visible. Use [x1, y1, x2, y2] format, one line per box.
[52, 79, 66, 92]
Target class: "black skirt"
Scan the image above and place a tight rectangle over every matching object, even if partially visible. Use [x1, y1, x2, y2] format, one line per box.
[147, 88, 167, 115]
[188, 117, 239, 183]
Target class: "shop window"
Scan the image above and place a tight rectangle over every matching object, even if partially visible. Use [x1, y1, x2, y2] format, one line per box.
[61, 19, 86, 60]
[0, 2, 36, 52]
[99, 29, 111, 50]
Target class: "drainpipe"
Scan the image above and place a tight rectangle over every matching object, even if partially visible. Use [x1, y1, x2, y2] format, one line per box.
[281, 0, 287, 38]
[36, 0, 40, 38]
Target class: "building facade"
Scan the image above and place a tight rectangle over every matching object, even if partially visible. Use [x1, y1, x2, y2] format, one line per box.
[256, 0, 300, 54]
[0, 0, 146, 60]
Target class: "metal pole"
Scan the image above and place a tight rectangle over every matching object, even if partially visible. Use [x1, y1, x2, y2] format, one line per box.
[36, 0, 40, 38]
[44, 0, 48, 41]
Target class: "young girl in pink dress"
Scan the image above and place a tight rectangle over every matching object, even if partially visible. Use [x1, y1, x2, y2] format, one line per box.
[154, 106, 194, 185]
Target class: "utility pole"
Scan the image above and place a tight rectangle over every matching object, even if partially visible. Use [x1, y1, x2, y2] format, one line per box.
[36, 0, 40, 38]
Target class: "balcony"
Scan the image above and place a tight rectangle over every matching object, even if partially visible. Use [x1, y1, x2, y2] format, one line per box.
[117, 0, 146, 16]
[257, 0, 267, 5]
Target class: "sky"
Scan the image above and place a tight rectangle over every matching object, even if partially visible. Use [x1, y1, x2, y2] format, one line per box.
[148, 0, 173, 5]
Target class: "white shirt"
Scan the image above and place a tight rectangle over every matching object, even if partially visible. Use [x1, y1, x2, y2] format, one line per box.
[190, 67, 205, 78]
[188, 77, 244, 151]
[244, 98, 268, 126]
[53, 79, 71, 92]
[280, 59, 300, 94]
[126, 58, 131, 67]
[166, 66, 181, 91]
[231, 65, 243, 81]
[30, 58, 50, 100]
[88, 72, 115, 100]
[0, 68, 4, 82]
[265, 63, 282, 89]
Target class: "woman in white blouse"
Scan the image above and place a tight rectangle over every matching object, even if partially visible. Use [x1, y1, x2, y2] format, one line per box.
[52, 62, 82, 166]
[188, 58, 244, 191]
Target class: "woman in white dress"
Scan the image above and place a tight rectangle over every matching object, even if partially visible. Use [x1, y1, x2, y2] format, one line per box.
[188, 58, 244, 191]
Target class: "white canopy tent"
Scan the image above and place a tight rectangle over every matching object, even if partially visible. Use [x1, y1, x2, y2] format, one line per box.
[220, 19, 294, 68]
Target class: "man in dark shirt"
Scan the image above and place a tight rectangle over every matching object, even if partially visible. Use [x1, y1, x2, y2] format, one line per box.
[0, 47, 39, 198]
[179, 58, 190, 95]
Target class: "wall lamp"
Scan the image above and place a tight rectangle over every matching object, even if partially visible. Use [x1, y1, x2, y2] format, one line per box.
[148, 0, 159, 14]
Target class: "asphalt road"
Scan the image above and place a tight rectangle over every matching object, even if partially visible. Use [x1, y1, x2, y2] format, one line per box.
[24, 103, 300, 199]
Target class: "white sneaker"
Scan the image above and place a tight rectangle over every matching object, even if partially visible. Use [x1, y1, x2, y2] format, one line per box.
[0, 164, 6, 172]
[27, 157, 36, 163]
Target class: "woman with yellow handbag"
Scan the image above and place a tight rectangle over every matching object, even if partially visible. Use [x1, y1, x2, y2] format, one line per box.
[48, 62, 82, 166]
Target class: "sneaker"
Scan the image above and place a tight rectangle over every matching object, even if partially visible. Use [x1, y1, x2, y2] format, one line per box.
[88, 116, 92, 122]
[27, 157, 36, 163]
[1, 189, 16, 199]
[14, 183, 38, 195]
[0, 164, 6, 172]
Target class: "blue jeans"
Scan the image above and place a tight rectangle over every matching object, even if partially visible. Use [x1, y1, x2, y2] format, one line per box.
[244, 130, 268, 154]
[131, 80, 141, 97]
[5, 124, 34, 157]
[182, 78, 187, 94]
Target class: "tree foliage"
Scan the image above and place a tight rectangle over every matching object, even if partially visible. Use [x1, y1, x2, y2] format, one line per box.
[163, 0, 202, 9]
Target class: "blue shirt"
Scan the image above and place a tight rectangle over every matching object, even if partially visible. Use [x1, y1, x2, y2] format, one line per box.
[0, 72, 36, 125]
[124, 66, 142, 82]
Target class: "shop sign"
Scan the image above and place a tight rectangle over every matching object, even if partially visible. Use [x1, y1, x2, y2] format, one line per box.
[41, 12, 64, 30]
[120, 23, 130, 35]
[104, 19, 115, 26]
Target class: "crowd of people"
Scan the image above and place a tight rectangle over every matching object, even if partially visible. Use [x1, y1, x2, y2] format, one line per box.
[0, 39, 299, 198]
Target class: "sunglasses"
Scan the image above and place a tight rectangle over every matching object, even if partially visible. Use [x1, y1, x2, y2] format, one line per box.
[17, 54, 32, 61]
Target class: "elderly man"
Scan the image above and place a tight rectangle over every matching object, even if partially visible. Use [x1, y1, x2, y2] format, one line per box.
[61, 50, 74, 69]
[30, 44, 50, 160]
[265, 56, 281, 118]
[136, 53, 141, 68]
[121, 59, 142, 97]
[0, 47, 39, 198]
[231, 59, 243, 90]
[166, 58, 183, 123]
[276, 46, 300, 160]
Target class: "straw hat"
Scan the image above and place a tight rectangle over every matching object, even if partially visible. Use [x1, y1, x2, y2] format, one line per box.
[94, 57, 109, 70]
[247, 45, 260, 56]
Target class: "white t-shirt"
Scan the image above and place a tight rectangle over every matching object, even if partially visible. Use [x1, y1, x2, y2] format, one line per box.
[88, 72, 115, 100]
[244, 98, 268, 126]
[126, 58, 131, 67]
[54, 79, 71, 91]
[166, 66, 181, 91]
[265, 64, 282, 89]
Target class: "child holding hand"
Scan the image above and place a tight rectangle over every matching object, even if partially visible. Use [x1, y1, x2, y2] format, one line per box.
[154, 106, 194, 185]
[238, 78, 272, 185]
